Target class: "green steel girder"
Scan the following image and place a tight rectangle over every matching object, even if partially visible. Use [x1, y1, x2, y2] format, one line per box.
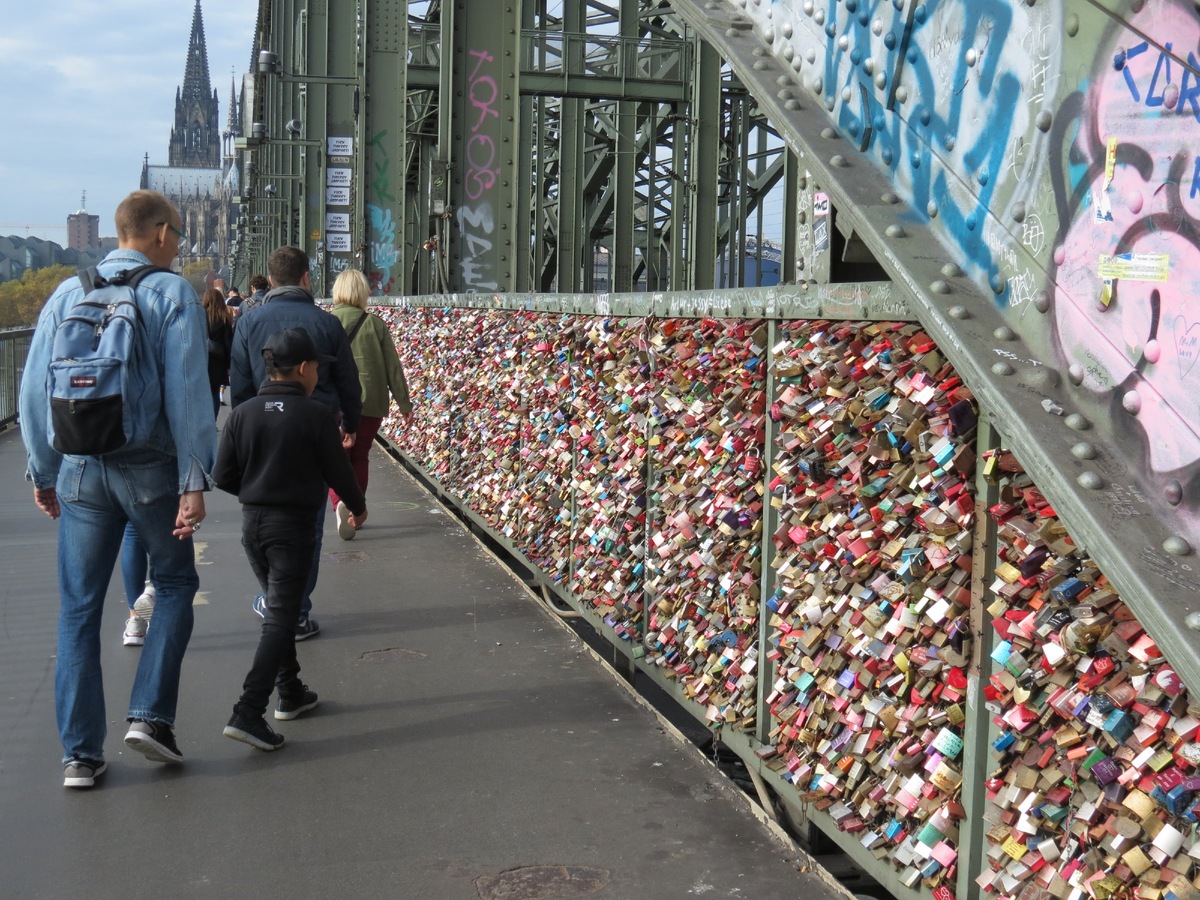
[249, 0, 807, 295]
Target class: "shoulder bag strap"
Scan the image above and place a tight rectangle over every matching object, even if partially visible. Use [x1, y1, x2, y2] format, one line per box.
[345, 309, 370, 344]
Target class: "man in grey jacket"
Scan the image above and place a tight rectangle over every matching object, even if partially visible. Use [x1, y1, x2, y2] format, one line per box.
[229, 246, 362, 639]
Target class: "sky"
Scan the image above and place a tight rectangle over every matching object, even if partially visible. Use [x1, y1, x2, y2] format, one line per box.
[0, 0, 258, 243]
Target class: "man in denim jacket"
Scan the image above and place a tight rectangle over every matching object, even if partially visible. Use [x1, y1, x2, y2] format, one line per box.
[230, 246, 361, 640]
[19, 190, 215, 789]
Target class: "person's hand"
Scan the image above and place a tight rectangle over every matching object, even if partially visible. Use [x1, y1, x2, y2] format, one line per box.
[349, 507, 367, 529]
[33, 487, 60, 520]
[341, 428, 357, 449]
[173, 491, 207, 539]
[401, 411, 414, 426]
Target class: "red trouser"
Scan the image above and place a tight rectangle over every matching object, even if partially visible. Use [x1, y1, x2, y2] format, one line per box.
[329, 415, 383, 508]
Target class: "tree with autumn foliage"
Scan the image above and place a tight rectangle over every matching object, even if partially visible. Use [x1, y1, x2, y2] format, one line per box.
[0, 265, 74, 328]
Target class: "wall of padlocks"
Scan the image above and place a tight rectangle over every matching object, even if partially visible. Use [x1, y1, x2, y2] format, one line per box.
[371, 301, 1200, 900]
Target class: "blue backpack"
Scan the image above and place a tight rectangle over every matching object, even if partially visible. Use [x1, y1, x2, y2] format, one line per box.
[48, 265, 167, 456]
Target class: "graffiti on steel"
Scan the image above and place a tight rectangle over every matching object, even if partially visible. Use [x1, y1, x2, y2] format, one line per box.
[455, 48, 502, 291]
[724, 0, 1200, 520]
[368, 129, 399, 295]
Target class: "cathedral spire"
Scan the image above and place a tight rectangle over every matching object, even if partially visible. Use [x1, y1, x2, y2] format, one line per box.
[181, 0, 213, 106]
[227, 72, 240, 137]
[169, 0, 221, 168]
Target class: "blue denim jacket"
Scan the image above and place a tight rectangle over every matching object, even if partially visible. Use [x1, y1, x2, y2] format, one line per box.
[19, 249, 216, 492]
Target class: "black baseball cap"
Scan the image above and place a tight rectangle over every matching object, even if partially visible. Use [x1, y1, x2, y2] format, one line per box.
[261, 328, 332, 369]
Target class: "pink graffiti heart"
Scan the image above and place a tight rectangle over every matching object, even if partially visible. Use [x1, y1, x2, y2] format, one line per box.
[1173, 316, 1200, 379]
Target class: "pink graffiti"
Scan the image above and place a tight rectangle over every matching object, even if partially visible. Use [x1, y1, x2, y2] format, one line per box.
[1053, 2, 1200, 477]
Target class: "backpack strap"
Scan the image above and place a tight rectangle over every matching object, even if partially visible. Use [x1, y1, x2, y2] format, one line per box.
[345, 309, 370, 344]
[76, 264, 172, 296]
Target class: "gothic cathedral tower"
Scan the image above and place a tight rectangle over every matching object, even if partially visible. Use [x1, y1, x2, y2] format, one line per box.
[169, 0, 220, 168]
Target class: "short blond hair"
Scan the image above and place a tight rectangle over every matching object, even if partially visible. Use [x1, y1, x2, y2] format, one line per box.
[332, 268, 370, 310]
[115, 190, 177, 242]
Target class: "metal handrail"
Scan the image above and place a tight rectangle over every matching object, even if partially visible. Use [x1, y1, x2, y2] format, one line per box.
[0, 328, 33, 429]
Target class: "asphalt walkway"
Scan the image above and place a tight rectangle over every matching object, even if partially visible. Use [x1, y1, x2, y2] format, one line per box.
[0, 420, 850, 900]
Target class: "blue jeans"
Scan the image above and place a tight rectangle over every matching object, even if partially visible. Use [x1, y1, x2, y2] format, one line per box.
[238, 507, 316, 716]
[120, 521, 149, 609]
[55, 450, 199, 763]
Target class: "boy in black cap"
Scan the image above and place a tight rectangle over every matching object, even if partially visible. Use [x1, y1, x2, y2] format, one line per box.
[212, 327, 367, 750]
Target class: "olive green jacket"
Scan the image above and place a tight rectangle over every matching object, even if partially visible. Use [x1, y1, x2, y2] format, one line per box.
[331, 305, 413, 418]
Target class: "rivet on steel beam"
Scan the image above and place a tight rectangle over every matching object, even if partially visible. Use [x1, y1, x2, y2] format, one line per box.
[806, 49, 817, 64]
[993, 326, 1016, 341]
[1166, 482, 1184, 506]
[826, 96, 836, 111]
[1122, 390, 1142, 415]
[812, 76, 825, 93]
[1036, 111, 1053, 132]
[931, 280, 951, 294]
[882, 191, 900, 204]
[966, 48, 978, 67]
[875, 72, 888, 90]
[896, 86, 909, 103]
[885, 224, 906, 237]
[753, 60, 772, 70]
[1165, 536, 1193, 557]
[785, 99, 803, 110]
[941, 262, 963, 277]
[753, 47, 769, 57]
[1131, 0, 1145, 11]
[841, 87, 853, 103]
[782, 22, 794, 38]
[803, 0, 814, 13]
[1034, 290, 1051, 313]
[1068, 364, 1085, 385]
[1071, 442, 1096, 460]
[990, 273, 1007, 294]
[815, 9, 826, 25]
[949, 305, 970, 320]
[822, 127, 840, 139]
[927, 201, 939, 217]
[792, 57, 805, 71]
[872, 17, 884, 35]
[1144, 338, 1161, 364]
[1066, 13, 1079, 36]
[1185, 612, 1200, 631]
[1066, 413, 1091, 431]
[831, 154, 849, 167]
[882, 147, 894, 164]
[1012, 202, 1026, 223]
[838, 35, 850, 51]
[782, 45, 796, 63]
[777, 74, 795, 86]
[944, 135, 956, 151]
[1077, 472, 1103, 490]
[992, 362, 1014, 376]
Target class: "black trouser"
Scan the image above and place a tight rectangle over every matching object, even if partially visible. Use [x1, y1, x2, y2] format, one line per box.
[236, 506, 317, 716]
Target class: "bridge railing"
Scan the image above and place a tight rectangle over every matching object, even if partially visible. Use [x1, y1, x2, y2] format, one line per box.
[0, 328, 33, 429]
[360, 287, 1200, 900]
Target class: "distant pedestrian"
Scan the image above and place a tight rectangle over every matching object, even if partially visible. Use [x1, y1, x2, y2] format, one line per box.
[214, 328, 366, 750]
[202, 287, 234, 416]
[237, 274, 268, 317]
[328, 268, 413, 539]
[19, 189, 213, 789]
[226, 287, 242, 307]
[229, 247, 362, 640]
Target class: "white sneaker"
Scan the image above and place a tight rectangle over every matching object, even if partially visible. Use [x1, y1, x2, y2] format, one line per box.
[335, 502, 356, 541]
[123, 614, 147, 647]
[133, 583, 156, 624]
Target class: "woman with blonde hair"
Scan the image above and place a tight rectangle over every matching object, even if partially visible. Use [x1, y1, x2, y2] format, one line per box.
[329, 268, 413, 538]
[202, 287, 234, 417]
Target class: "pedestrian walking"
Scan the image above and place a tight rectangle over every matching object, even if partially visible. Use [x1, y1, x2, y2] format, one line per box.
[229, 247, 362, 640]
[19, 189, 213, 789]
[328, 268, 413, 539]
[214, 328, 366, 750]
